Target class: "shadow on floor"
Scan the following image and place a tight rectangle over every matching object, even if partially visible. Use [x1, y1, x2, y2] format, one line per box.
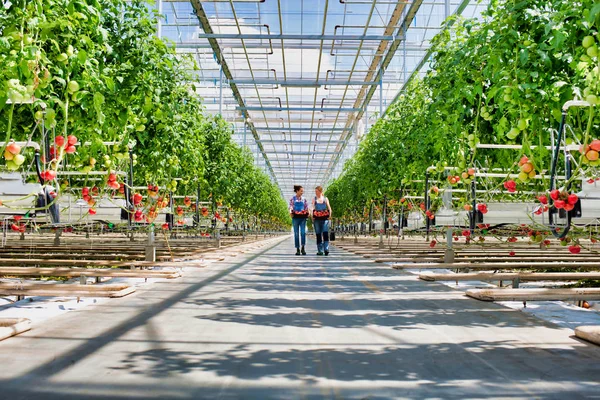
[1, 240, 599, 400]
[106, 340, 600, 383]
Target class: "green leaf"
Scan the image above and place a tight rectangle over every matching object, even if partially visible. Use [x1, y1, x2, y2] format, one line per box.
[519, 48, 529, 64]
[0, 37, 10, 51]
[80, 35, 93, 48]
[19, 60, 31, 77]
[550, 31, 566, 49]
[54, 77, 66, 87]
[77, 49, 87, 63]
[588, 4, 600, 24]
[552, 108, 562, 122]
[93, 92, 105, 108]
[104, 76, 115, 92]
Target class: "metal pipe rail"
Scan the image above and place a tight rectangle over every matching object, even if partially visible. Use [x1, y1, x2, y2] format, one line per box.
[197, 33, 396, 41]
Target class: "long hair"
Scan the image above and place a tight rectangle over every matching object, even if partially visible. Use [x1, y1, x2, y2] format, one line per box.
[315, 185, 324, 193]
[293, 185, 303, 193]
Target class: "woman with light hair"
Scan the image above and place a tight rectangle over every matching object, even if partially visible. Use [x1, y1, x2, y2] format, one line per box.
[289, 185, 309, 255]
[311, 186, 333, 256]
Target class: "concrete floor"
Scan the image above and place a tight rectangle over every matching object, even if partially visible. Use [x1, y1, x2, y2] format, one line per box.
[0, 236, 599, 399]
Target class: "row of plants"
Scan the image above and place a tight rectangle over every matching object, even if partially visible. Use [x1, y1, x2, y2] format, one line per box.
[327, 0, 600, 247]
[0, 0, 290, 229]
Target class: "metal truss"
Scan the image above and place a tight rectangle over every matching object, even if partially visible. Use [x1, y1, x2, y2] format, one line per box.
[159, 0, 491, 195]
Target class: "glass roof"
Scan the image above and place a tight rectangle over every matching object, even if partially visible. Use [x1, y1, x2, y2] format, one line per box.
[158, 0, 490, 196]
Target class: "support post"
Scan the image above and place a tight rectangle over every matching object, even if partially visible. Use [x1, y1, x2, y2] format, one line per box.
[195, 183, 200, 229]
[365, 108, 368, 136]
[215, 229, 221, 248]
[124, 149, 134, 230]
[219, 62, 223, 115]
[399, 204, 404, 238]
[379, 196, 386, 249]
[226, 208, 230, 233]
[168, 191, 174, 232]
[54, 230, 61, 246]
[444, 181, 454, 262]
[369, 202, 373, 234]
[242, 215, 247, 241]
[129, 148, 134, 198]
[425, 171, 431, 240]
[156, 0, 163, 38]
[470, 178, 477, 235]
[145, 225, 156, 262]
[444, 228, 455, 263]
[403, 20, 407, 84]
[211, 199, 216, 230]
[144, 245, 156, 263]
[379, 59, 383, 115]
[42, 114, 50, 165]
[383, 195, 387, 235]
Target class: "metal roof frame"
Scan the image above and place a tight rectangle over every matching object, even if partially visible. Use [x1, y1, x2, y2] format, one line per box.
[160, 0, 490, 195]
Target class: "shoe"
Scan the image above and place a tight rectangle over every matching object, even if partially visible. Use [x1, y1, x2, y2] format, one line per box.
[301, 246, 306, 255]
[324, 250, 329, 256]
[316, 252, 324, 256]
[295, 248, 301, 256]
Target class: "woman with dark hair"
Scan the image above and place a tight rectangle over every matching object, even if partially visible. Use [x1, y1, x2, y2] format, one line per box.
[289, 185, 309, 255]
[311, 186, 333, 256]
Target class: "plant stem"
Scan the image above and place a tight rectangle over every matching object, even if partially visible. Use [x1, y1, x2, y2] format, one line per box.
[62, 95, 69, 139]
[572, 106, 595, 187]
[1, 104, 16, 155]
[469, 94, 483, 165]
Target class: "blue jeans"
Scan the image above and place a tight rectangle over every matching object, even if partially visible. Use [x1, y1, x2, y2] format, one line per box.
[292, 218, 306, 248]
[313, 219, 329, 252]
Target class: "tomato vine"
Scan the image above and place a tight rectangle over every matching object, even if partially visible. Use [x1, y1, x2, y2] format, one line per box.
[328, 0, 600, 242]
[0, 0, 290, 228]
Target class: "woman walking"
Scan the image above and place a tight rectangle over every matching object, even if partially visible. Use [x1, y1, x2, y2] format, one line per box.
[289, 185, 309, 255]
[312, 186, 333, 256]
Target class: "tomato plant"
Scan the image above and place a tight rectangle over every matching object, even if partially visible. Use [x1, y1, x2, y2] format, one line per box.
[0, 0, 290, 228]
[328, 0, 600, 242]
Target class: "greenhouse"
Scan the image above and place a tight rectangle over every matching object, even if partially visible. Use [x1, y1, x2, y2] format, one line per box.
[1, 0, 600, 398]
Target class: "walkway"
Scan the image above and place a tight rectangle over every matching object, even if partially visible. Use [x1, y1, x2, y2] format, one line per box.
[0, 237, 599, 399]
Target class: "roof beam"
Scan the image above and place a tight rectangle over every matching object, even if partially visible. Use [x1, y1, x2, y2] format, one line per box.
[272, 170, 330, 172]
[257, 140, 346, 144]
[232, 118, 349, 123]
[198, 33, 395, 41]
[165, 0, 264, 2]
[251, 127, 350, 132]
[266, 151, 340, 155]
[174, 42, 428, 51]
[228, 79, 380, 86]
[237, 106, 362, 112]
